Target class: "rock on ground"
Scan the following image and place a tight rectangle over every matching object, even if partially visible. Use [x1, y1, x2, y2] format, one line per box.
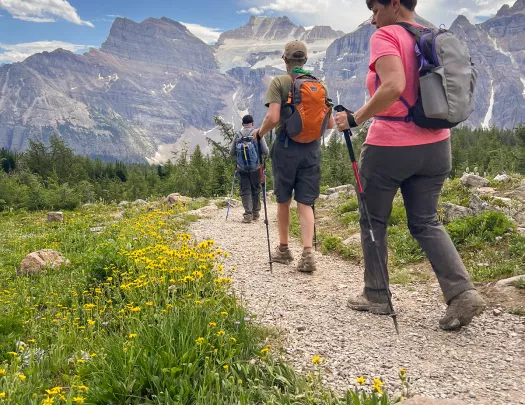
[165, 193, 191, 207]
[460, 174, 490, 188]
[47, 212, 64, 223]
[18, 249, 70, 276]
[190, 202, 525, 405]
[495, 275, 525, 288]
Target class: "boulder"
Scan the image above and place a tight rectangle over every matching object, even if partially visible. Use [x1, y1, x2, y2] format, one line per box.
[318, 194, 330, 201]
[188, 204, 219, 216]
[342, 233, 361, 245]
[325, 185, 355, 195]
[506, 185, 525, 200]
[440, 203, 471, 223]
[460, 173, 490, 188]
[132, 199, 148, 206]
[494, 173, 511, 183]
[118, 201, 130, 207]
[110, 212, 124, 219]
[401, 397, 466, 405]
[18, 250, 70, 276]
[165, 193, 191, 207]
[47, 212, 64, 223]
[224, 197, 241, 208]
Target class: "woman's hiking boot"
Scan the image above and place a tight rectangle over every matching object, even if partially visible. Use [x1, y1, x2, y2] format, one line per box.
[347, 293, 392, 315]
[271, 245, 293, 264]
[242, 214, 252, 224]
[439, 290, 486, 331]
[296, 249, 316, 273]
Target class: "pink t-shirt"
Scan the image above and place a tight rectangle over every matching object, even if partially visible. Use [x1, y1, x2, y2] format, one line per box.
[365, 24, 450, 147]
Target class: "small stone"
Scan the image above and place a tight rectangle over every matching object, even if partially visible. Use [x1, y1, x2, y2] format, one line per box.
[460, 173, 490, 188]
[494, 174, 511, 183]
[495, 275, 525, 288]
[297, 326, 306, 332]
[47, 212, 64, 223]
[469, 392, 476, 399]
[90, 226, 105, 233]
[493, 308, 503, 316]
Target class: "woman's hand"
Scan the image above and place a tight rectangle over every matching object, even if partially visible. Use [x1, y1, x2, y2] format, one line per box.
[335, 112, 351, 131]
[335, 110, 358, 131]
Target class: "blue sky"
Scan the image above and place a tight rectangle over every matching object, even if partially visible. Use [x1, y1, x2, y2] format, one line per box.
[0, 0, 518, 64]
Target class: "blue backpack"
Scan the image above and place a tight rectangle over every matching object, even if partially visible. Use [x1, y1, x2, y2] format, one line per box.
[235, 130, 259, 171]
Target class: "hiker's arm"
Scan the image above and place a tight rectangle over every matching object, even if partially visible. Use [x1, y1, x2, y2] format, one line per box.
[255, 103, 280, 139]
[354, 55, 405, 125]
[327, 113, 335, 129]
[229, 137, 237, 157]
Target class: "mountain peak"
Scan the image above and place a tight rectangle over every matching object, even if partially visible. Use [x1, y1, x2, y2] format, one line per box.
[101, 16, 217, 71]
[511, 0, 525, 12]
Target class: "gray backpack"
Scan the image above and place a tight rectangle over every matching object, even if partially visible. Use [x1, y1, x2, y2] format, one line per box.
[375, 23, 477, 129]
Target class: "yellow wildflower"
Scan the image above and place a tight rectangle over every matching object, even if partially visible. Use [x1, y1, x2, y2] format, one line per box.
[0, 369, 5, 376]
[27, 339, 36, 343]
[146, 301, 153, 306]
[87, 320, 95, 326]
[128, 333, 137, 339]
[77, 385, 89, 392]
[129, 306, 141, 312]
[45, 387, 62, 395]
[195, 337, 205, 345]
[356, 376, 366, 384]
[7, 352, 17, 356]
[261, 347, 270, 354]
[400, 368, 407, 375]
[0, 392, 5, 399]
[220, 312, 228, 317]
[373, 378, 384, 387]
[230, 337, 237, 343]
[42, 396, 54, 405]
[18, 374, 26, 381]
[312, 356, 323, 365]
[72, 397, 85, 404]
[209, 322, 217, 328]
[223, 364, 229, 370]
[83, 304, 95, 310]
[217, 330, 225, 337]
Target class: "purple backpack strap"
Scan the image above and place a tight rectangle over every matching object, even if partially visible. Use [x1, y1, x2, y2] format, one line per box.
[374, 73, 413, 122]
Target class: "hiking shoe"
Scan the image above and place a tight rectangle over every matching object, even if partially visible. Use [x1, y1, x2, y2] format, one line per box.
[242, 214, 252, 224]
[297, 249, 317, 273]
[271, 245, 294, 264]
[439, 290, 486, 331]
[253, 212, 260, 221]
[347, 293, 392, 315]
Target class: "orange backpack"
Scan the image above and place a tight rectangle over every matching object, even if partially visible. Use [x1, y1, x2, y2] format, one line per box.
[281, 73, 333, 144]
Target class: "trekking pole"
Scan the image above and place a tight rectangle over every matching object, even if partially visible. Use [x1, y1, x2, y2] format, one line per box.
[334, 105, 399, 335]
[257, 137, 273, 273]
[226, 169, 238, 221]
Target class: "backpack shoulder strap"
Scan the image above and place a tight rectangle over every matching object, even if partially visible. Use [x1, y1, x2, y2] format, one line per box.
[395, 22, 431, 40]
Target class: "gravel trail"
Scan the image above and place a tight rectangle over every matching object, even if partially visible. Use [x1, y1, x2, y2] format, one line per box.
[190, 202, 525, 404]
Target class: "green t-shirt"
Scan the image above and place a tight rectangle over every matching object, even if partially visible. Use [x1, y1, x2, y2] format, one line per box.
[264, 72, 330, 138]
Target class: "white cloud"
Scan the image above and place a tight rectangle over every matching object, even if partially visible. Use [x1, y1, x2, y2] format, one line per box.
[0, 40, 87, 63]
[238, 0, 516, 32]
[238, 7, 265, 15]
[0, 0, 93, 27]
[181, 22, 223, 44]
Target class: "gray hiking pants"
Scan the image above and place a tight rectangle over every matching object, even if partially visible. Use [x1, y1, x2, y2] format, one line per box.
[239, 169, 261, 218]
[358, 138, 474, 304]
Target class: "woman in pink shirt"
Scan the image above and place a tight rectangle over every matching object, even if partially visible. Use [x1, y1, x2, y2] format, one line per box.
[335, 0, 485, 331]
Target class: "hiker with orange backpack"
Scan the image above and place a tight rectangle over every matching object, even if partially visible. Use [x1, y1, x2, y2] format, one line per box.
[253, 41, 335, 273]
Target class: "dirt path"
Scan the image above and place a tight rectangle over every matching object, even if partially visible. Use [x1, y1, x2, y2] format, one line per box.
[190, 202, 525, 405]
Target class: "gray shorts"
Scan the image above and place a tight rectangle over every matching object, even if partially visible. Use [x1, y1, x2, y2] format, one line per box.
[270, 141, 321, 206]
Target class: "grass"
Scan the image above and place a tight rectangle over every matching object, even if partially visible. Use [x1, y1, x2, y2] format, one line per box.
[307, 180, 525, 286]
[0, 202, 404, 404]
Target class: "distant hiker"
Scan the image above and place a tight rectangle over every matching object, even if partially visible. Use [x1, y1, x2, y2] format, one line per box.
[335, 0, 484, 330]
[253, 40, 335, 273]
[230, 115, 269, 223]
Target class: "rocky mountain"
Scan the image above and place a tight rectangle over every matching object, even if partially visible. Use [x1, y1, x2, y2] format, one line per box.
[214, 16, 344, 72]
[0, 17, 235, 162]
[1, 3, 525, 162]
